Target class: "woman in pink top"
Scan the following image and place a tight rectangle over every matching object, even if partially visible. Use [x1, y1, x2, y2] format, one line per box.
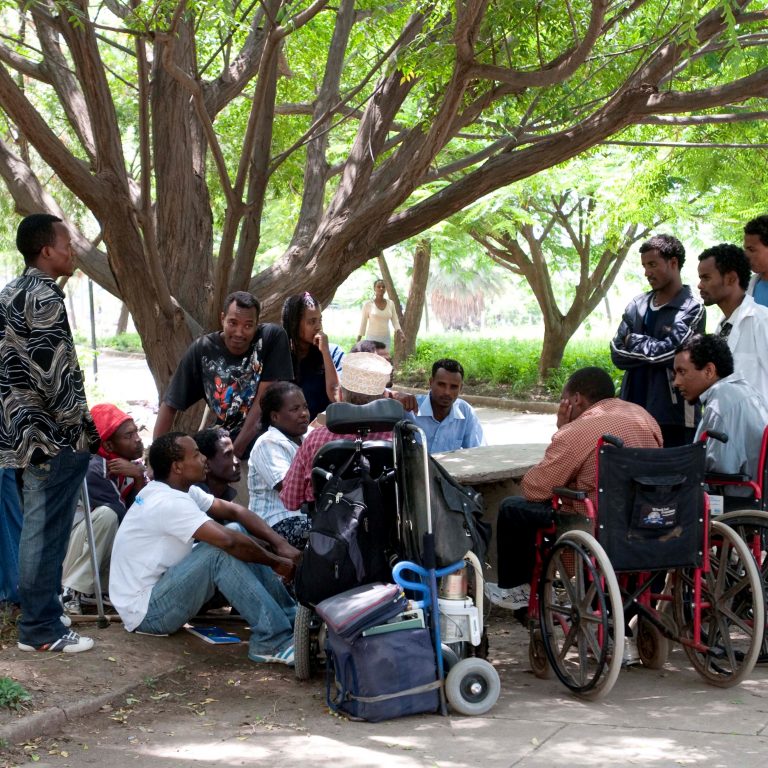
[357, 278, 405, 352]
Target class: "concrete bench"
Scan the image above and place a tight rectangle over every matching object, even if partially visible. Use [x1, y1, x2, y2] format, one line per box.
[433, 443, 548, 575]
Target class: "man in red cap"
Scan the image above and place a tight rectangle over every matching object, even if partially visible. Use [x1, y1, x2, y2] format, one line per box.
[62, 404, 146, 614]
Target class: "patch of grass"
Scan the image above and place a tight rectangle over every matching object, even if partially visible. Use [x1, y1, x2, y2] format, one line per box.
[0, 677, 31, 712]
[396, 335, 621, 399]
[98, 332, 144, 353]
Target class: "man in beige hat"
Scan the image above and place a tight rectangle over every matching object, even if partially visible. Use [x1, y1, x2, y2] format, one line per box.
[280, 352, 393, 510]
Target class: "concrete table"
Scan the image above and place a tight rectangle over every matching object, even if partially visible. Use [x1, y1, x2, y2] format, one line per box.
[434, 443, 549, 576]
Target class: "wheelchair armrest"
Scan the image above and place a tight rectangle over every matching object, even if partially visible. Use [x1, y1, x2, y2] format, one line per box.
[705, 471, 751, 484]
[553, 486, 587, 501]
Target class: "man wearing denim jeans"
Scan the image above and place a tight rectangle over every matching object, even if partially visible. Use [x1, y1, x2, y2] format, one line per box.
[109, 433, 300, 665]
[0, 214, 100, 653]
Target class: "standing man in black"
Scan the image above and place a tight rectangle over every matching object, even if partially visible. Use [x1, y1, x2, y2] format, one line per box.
[0, 214, 99, 653]
[610, 234, 706, 447]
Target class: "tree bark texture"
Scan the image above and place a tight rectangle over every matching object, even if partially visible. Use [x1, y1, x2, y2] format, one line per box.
[0, 0, 766, 395]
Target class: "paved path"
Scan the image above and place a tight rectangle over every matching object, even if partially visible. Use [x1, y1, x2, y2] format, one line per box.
[93, 353, 558, 444]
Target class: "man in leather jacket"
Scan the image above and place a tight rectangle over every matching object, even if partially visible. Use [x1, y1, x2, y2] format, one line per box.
[610, 234, 706, 447]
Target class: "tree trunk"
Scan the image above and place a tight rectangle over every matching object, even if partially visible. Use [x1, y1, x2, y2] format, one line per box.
[538, 322, 571, 380]
[395, 238, 430, 366]
[116, 303, 129, 335]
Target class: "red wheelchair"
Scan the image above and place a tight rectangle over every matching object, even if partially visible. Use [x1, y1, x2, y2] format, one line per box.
[705, 425, 768, 661]
[526, 434, 764, 700]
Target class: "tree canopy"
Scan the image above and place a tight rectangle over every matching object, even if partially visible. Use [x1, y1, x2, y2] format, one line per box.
[1, 0, 767, 392]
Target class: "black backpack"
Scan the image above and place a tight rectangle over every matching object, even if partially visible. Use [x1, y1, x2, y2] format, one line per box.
[294, 457, 395, 607]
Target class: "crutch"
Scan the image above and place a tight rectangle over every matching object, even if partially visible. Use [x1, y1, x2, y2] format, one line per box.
[79, 479, 109, 629]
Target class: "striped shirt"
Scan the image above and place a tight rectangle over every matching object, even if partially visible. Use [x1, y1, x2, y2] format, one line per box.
[0, 267, 97, 467]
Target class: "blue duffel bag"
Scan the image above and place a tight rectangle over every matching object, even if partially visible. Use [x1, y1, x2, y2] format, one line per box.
[326, 626, 440, 722]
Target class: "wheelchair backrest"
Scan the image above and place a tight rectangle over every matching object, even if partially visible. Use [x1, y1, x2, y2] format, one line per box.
[311, 439, 394, 498]
[325, 399, 404, 435]
[597, 440, 706, 571]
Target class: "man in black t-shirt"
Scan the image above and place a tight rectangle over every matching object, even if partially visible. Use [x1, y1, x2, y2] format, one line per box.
[154, 292, 293, 458]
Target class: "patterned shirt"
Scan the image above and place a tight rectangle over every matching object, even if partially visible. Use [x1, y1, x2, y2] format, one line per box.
[0, 267, 97, 467]
[522, 398, 662, 511]
[279, 426, 393, 510]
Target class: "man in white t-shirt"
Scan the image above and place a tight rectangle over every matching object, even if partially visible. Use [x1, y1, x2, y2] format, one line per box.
[109, 432, 300, 665]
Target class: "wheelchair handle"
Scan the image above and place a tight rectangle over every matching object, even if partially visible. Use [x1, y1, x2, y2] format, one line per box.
[701, 430, 728, 444]
[553, 486, 587, 501]
[311, 467, 333, 485]
[601, 434, 624, 449]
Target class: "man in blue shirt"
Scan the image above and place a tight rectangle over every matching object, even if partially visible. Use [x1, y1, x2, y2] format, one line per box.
[673, 334, 768, 509]
[744, 215, 768, 308]
[407, 358, 485, 454]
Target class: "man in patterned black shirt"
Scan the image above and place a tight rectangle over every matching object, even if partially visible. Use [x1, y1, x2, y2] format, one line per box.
[0, 214, 99, 653]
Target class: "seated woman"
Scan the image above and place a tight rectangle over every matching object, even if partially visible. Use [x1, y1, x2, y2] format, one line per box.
[247, 382, 312, 548]
[282, 293, 344, 421]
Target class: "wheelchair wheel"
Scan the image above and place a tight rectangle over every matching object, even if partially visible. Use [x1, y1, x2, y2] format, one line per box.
[293, 605, 321, 681]
[673, 520, 764, 687]
[528, 627, 553, 679]
[445, 657, 500, 716]
[539, 530, 624, 700]
[635, 616, 670, 670]
[719, 510, 768, 662]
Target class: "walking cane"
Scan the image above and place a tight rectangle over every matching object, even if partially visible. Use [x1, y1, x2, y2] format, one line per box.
[79, 480, 109, 629]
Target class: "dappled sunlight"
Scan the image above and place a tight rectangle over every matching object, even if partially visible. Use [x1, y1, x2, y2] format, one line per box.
[536, 734, 715, 766]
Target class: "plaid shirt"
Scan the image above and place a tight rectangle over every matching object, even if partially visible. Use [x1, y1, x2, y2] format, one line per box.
[279, 426, 393, 510]
[522, 398, 662, 511]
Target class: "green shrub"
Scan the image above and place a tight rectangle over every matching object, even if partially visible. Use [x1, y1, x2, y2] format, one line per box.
[99, 332, 144, 353]
[397, 335, 621, 399]
[0, 677, 31, 712]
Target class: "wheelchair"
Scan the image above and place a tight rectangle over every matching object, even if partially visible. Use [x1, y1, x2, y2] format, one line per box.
[293, 399, 402, 681]
[704, 424, 768, 662]
[526, 434, 765, 701]
[292, 399, 498, 715]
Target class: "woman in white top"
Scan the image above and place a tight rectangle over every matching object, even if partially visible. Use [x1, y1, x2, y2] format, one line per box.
[247, 382, 311, 548]
[357, 278, 405, 352]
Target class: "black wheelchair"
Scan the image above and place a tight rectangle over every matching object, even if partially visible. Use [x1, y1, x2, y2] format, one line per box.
[526, 434, 764, 700]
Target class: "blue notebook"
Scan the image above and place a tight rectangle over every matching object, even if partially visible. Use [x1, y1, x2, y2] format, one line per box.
[185, 624, 241, 644]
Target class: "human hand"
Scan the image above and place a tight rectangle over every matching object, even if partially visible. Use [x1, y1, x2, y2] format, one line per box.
[313, 331, 329, 353]
[386, 389, 418, 413]
[274, 539, 301, 565]
[107, 458, 144, 479]
[556, 398, 573, 429]
[273, 556, 297, 583]
[396, 329, 405, 341]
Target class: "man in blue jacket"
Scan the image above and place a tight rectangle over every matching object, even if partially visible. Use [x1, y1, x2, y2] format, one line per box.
[611, 234, 706, 447]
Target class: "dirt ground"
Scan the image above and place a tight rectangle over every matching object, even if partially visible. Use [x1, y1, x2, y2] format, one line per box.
[0, 609, 530, 767]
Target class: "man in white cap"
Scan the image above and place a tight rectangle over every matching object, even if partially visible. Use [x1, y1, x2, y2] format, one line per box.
[280, 352, 393, 511]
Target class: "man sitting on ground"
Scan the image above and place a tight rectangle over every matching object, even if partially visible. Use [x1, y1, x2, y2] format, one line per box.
[488, 367, 662, 611]
[194, 427, 241, 502]
[673, 334, 768, 509]
[62, 404, 146, 614]
[109, 432, 300, 665]
[406, 358, 485, 454]
[280, 352, 393, 511]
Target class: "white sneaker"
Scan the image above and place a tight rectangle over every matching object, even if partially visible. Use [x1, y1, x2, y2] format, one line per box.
[484, 582, 530, 610]
[18, 630, 94, 654]
[622, 636, 641, 667]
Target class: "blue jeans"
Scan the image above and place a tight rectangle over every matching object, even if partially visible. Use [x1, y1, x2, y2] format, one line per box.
[137, 542, 296, 658]
[0, 468, 23, 604]
[17, 448, 90, 646]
